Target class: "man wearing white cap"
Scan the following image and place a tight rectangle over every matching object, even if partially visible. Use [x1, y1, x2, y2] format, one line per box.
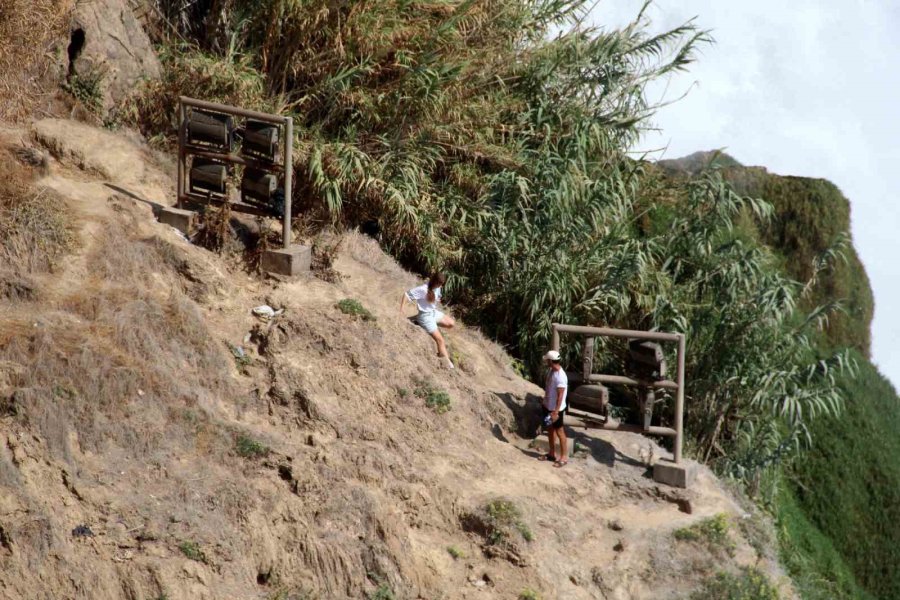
[541, 349, 569, 467]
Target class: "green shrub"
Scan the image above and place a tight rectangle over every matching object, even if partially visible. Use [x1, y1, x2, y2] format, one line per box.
[786, 352, 899, 599]
[414, 381, 451, 414]
[63, 65, 107, 114]
[776, 482, 875, 600]
[235, 434, 269, 459]
[519, 589, 541, 600]
[674, 514, 733, 555]
[178, 540, 207, 563]
[690, 568, 779, 600]
[369, 584, 395, 600]
[446, 545, 464, 559]
[335, 298, 376, 322]
[484, 499, 533, 544]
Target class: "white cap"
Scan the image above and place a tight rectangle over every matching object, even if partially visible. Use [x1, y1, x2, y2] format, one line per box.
[543, 350, 561, 362]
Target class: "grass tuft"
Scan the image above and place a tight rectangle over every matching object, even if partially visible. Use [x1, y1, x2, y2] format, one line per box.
[369, 584, 395, 600]
[335, 298, 376, 322]
[674, 514, 734, 556]
[235, 434, 269, 459]
[178, 540, 207, 563]
[483, 499, 533, 545]
[414, 380, 451, 414]
[689, 567, 779, 600]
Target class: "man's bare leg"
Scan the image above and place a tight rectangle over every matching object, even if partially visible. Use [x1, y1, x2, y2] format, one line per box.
[554, 426, 568, 466]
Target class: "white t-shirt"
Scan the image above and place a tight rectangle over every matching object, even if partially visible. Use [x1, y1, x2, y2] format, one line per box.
[406, 283, 441, 313]
[544, 368, 568, 411]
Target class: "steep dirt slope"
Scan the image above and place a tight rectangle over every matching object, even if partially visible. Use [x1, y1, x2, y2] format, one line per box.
[1, 120, 792, 599]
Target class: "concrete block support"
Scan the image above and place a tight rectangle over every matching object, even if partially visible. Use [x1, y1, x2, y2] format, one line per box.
[262, 244, 312, 277]
[529, 434, 575, 459]
[158, 206, 196, 236]
[653, 459, 696, 489]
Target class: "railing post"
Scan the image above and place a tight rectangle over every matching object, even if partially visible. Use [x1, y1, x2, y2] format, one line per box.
[675, 333, 686, 464]
[551, 324, 560, 352]
[282, 117, 293, 249]
[583, 336, 595, 382]
[177, 99, 185, 208]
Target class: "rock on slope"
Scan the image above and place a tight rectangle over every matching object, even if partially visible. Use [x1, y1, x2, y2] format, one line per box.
[0, 121, 792, 599]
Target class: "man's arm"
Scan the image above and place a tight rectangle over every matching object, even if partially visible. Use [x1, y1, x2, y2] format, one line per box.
[553, 385, 565, 419]
[399, 293, 407, 316]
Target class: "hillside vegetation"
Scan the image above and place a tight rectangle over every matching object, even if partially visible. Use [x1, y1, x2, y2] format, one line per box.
[662, 152, 898, 600]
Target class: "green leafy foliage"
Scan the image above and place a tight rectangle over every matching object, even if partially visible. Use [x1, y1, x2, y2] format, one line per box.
[689, 567, 780, 600]
[178, 540, 207, 563]
[63, 65, 107, 114]
[235, 434, 269, 459]
[728, 170, 873, 355]
[446, 545, 465, 559]
[787, 353, 900, 599]
[414, 380, 451, 414]
[335, 298, 376, 321]
[673, 514, 734, 556]
[483, 499, 533, 545]
[369, 584, 395, 600]
[775, 485, 873, 600]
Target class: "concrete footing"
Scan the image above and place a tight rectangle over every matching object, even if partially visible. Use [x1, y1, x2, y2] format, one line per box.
[652, 459, 696, 488]
[262, 244, 312, 277]
[529, 435, 575, 459]
[158, 206, 196, 236]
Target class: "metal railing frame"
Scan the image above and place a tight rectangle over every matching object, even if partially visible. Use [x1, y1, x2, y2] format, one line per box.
[177, 97, 294, 249]
[551, 323, 687, 464]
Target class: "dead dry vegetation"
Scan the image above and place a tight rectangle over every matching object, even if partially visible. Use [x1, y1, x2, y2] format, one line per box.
[0, 123, 795, 600]
[0, 0, 72, 121]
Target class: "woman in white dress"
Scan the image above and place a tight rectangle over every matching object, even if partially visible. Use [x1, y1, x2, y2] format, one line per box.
[400, 272, 456, 369]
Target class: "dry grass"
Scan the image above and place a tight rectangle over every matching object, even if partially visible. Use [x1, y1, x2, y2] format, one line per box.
[0, 150, 74, 276]
[0, 0, 72, 121]
[0, 224, 235, 462]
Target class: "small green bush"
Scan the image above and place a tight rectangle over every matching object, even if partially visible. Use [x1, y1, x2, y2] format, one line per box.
[369, 584, 395, 600]
[690, 567, 779, 600]
[674, 514, 733, 555]
[519, 589, 541, 600]
[484, 499, 533, 544]
[447, 545, 465, 559]
[414, 380, 451, 414]
[516, 522, 534, 542]
[335, 298, 376, 321]
[235, 434, 269, 459]
[63, 65, 107, 114]
[178, 540, 207, 563]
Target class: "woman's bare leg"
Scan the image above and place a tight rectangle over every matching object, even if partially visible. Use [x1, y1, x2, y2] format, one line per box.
[438, 315, 455, 329]
[430, 330, 454, 368]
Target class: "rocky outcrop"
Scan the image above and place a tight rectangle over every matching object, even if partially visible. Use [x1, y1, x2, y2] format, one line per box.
[65, 0, 160, 114]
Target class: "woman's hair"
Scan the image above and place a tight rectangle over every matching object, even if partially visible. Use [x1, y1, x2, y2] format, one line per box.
[427, 272, 446, 303]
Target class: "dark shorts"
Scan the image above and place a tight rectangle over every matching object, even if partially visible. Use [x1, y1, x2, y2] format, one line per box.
[541, 406, 566, 430]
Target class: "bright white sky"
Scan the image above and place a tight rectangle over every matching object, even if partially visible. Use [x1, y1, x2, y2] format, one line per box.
[592, 0, 900, 389]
